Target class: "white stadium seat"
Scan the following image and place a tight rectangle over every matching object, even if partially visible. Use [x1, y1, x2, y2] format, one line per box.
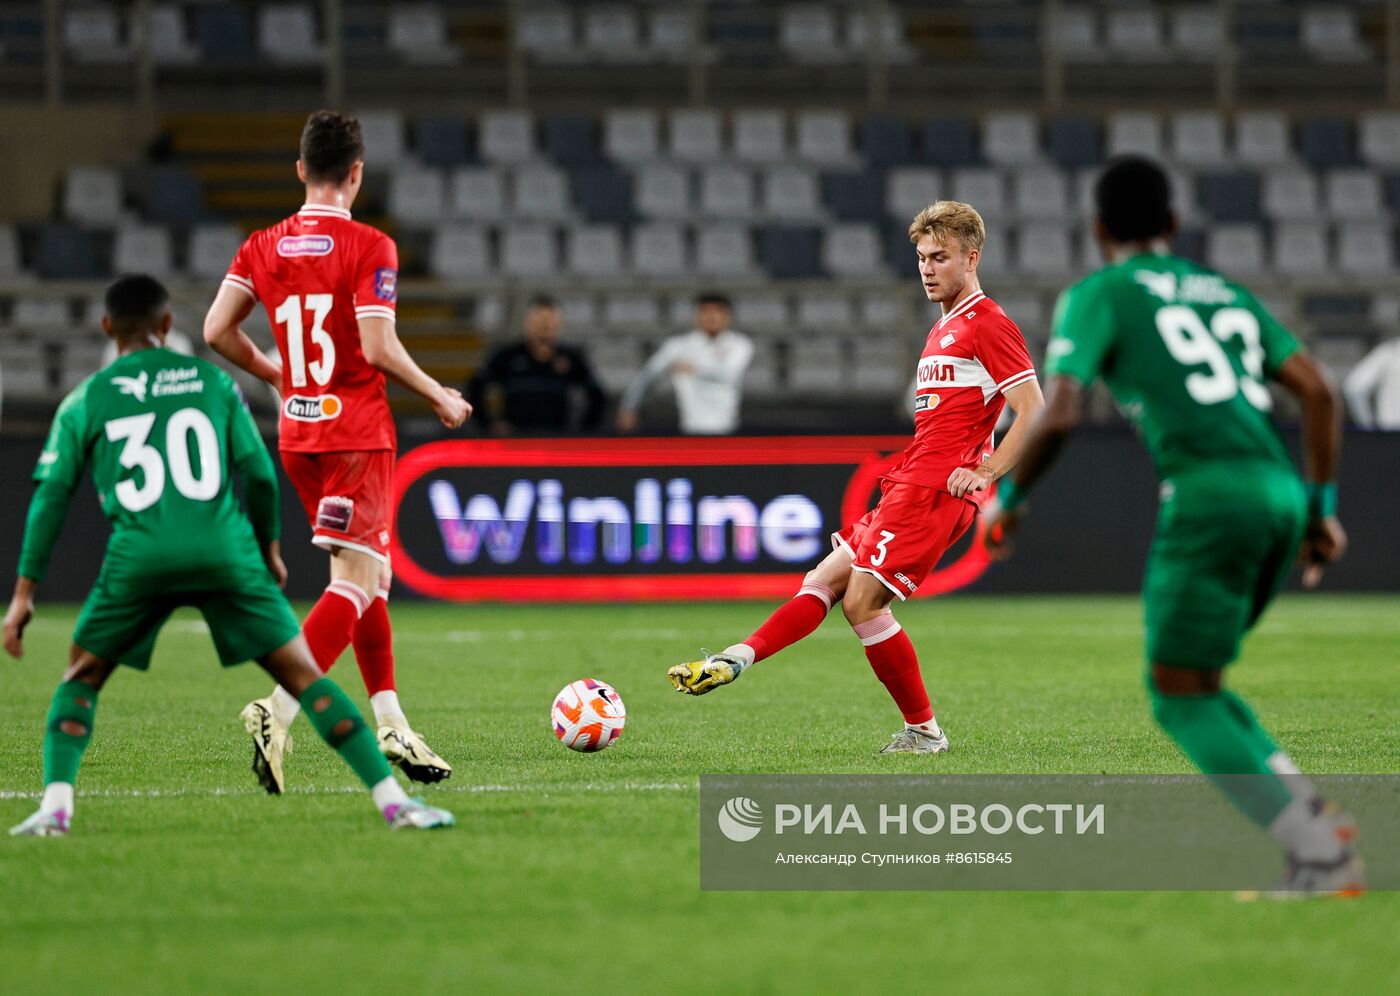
[1170, 112, 1228, 166]
[387, 166, 446, 226]
[628, 224, 689, 279]
[1234, 112, 1291, 165]
[431, 225, 493, 280]
[668, 109, 723, 162]
[1323, 169, 1383, 220]
[63, 167, 123, 226]
[113, 225, 174, 277]
[795, 110, 855, 165]
[1336, 222, 1394, 276]
[1206, 224, 1268, 278]
[634, 164, 694, 220]
[699, 165, 756, 219]
[982, 113, 1040, 166]
[387, 5, 459, 64]
[696, 225, 755, 276]
[1011, 166, 1071, 221]
[603, 108, 661, 162]
[565, 225, 625, 278]
[499, 226, 558, 278]
[257, 4, 321, 65]
[356, 110, 407, 165]
[509, 163, 570, 220]
[732, 109, 787, 164]
[479, 110, 536, 164]
[1106, 112, 1164, 159]
[1271, 222, 1327, 277]
[449, 167, 508, 222]
[187, 224, 243, 281]
[885, 168, 943, 219]
[821, 224, 884, 277]
[1262, 168, 1321, 221]
[760, 165, 822, 220]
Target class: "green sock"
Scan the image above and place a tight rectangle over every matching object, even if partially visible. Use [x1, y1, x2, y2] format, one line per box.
[43, 680, 99, 786]
[299, 677, 394, 790]
[1150, 685, 1293, 826]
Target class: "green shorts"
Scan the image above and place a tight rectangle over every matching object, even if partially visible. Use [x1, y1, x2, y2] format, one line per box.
[73, 567, 301, 671]
[1143, 464, 1306, 669]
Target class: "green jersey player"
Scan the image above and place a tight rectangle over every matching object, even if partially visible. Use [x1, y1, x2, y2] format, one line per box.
[984, 157, 1361, 897]
[3, 276, 452, 835]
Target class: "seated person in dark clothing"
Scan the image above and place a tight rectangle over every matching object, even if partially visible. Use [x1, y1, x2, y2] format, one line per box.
[468, 295, 606, 434]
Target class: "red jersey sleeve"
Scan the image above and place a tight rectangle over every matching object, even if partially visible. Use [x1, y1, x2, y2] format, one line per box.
[222, 237, 260, 301]
[353, 233, 398, 324]
[975, 312, 1037, 395]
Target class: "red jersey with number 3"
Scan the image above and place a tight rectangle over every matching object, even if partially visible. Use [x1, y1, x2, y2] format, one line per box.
[223, 204, 398, 454]
[882, 290, 1037, 504]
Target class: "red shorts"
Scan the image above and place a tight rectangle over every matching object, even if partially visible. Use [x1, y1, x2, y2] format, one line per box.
[281, 450, 394, 564]
[833, 481, 978, 599]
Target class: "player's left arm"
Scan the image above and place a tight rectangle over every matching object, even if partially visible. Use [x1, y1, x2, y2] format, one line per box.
[203, 283, 283, 388]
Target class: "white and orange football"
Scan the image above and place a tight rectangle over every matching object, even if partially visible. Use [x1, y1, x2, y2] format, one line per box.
[551, 679, 627, 753]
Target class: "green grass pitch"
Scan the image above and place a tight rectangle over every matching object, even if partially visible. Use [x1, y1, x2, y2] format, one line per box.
[2, 595, 1398, 994]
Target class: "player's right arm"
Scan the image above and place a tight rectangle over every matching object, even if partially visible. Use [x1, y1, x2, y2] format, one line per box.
[357, 316, 470, 429]
[225, 377, 287, 586]
[203, 282, 283, 388]
[5, 391, 89, 658]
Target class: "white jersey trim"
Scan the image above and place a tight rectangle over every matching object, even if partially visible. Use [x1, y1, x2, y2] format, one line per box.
[222, 274, 257, 299]
[937, 291, 986, 328]
[997, 369, 1038, 394]
[299, 204, 352, 219]
[311, 535, 389, 565]
[354, 306, 396, 322]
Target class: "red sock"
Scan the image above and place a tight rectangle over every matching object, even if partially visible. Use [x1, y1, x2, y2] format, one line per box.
[302, 580, 370, 673]
[856, 614, 934, 726]
[352, 594, 396, 695]
[745, 579, 835, 663]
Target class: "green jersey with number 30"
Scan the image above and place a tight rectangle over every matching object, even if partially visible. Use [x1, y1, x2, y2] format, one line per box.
[18, 347, 280, 586]
[1046, 253, 1300, 477]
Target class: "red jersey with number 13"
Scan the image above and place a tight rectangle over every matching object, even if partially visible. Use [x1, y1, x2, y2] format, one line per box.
[223, 204, 398, 453]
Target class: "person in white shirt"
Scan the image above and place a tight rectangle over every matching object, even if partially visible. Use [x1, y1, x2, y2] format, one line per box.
[1342, 337, 1400, 429]
[616, 293, 754, 435]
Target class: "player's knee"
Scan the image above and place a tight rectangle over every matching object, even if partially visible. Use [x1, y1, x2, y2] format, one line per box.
[840, 588, 885, 626]
[798, 571, 837, 612]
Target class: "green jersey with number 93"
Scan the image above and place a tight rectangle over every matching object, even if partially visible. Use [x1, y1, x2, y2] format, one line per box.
[1046, 253, 1300, 478]
[19, 348, 279, 587]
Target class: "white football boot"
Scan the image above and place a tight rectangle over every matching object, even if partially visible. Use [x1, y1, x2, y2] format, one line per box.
[241, 697, 293, 795]
[9, 809, 70, 837]
[377, 718, 452, 783]
[384, 797, 456, 830]
[878, 726, 950, 755]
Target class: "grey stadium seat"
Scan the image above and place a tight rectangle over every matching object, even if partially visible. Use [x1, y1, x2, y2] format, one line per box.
[885, 167, 943, 220]
[733, 109, 788, 164]
[1262, 168, 1321, 221]
[449, 167, 508, 223]
[1011, 166, 1071, 221]
[499, 226, 558, 278]
[357, 110, 407, 165]
[1205, 224, 1268, 278]
[696, 225, 755, 277]
[821, 223, 884, 277]
[604, 109, 661, 163]
[1170, 111, 1228, 166]
[430, 225, 493, 280]
[1336, 223, 1394, 276]
[1359, 111, 1400, 167]
[387, 166, 446, 226]
[1271, 222, 1327, 278]
[760, 165, 822, 220]
[669, 109, 723, 163]
[564, 225, 625, 278]
[113, 225, 174, 277]
[795, 110, 855, 166]
[699, 165, 756, 219]
[982, 112, 1041, 167]
[795, 291, 855, 331]
[628, 224, 689, 279]
[1233, 111, 1291, 166]
[187, 224, 243, 281]
[634, 163, 694, 220]
[509, 163, 571, 220]
[1323, 169, 1383, 220]
[479, 111, 536, 164]
[64, 167, 124, 226]
[1106, 112, 1164, 160]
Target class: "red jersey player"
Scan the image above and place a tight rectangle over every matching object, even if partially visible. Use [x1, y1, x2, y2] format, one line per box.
[204, 111, 470, 791]
[669, 201, 1045, 753]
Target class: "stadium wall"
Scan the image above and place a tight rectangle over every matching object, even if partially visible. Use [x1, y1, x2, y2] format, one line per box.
[2, 429, 1395, 605]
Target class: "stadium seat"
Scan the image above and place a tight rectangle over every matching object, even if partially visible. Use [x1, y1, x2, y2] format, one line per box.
[542, 115, 598, 165]
[950, 168, 1008, 220]
[604, 109, 661, 163]
[113, 225, 174, 277]
[1046, 115, 1103, 169]
[628, 224, 689, 279]
[779, 5, 844, 63]
[11, 297, 71, 332]
[634, 164, 693, 220]
[845, 6, 915, 63]
[696, 225, 755, 276]
[1016, 223, 1075, 278]
[795, 291, 855, 330]
[142, 164, 205, 227]
[1234, 111, 1291, 165]
[1272, 222, 1327, 277]
[1011, 166, 1071, 221]
[509, 163, 570, 220]
[65, 3, 129, 64]
[387, 5, 459, 64]
[1197, 171, 1263, 222]
[760, 165, 822, 220]
[141, 4, 198, 65]
[852, 339, 908, 395]
[434, 224, 495, 278]
[479, 111, 536, 164]
[1359, 111, 1400, 167]
[795, 110, 855, 165]
[516, 6, 578, 63]
[448, 167, 508, 222]
[193, 3, 254, 64]
[582, 5, 643, 62]
[1298, 116, 1357, 169]
[788, 338, 847, 392]
[572, 165, 634, 223]
[1169, 5, 1226, 59]
[1051, 6, 1102, 62]
[974, 223, 1010, 279]
[187, 224, 243, 280]
[699, 165, 756, 219]
[885, 167, 943, 221]
[921, 117, 979, 167]
[995, 292, 1047, 332]
[745, 340, 780, 394]
[982, 113, 1041, 167]
[1106, 112, 1164, 159]
[1300, 5, 1369, 62]
[1206, 225, 1268, 278]
[732, 292, 790, 333]
[859, 114, 914, 167]
[555, 292, 598, 332]
[1323, 169, 1382, 220]
[63, 167, 124, 226]
[565, 225, 625, 278]
[758, 226, 822, 279]
[357, 110, 407, 165]
[858, 291, 905, 331]
[0, 340, 55, 403]
[1106, 7, 1167, 60]
[822, 224, 884, 278]
[35, 224, 104, 280]
[412, 116, 471, 167]
[602, 293, 660, 330]
[821, 169, 884, 222]
[588, 338, 642, 393]
[1336, 223, 1394, 276]
[669, 109, 723, 162]
[0, 224, 25, 280]
[646, 7, 694, 62]
[1170, 112, 1228, 166]
[1262, 168, 1321, 221]
[733, 110, 787, 164]
[388, 166, 446, 226]
[257, 4, 321, 65]
[499, 226, 558, 278]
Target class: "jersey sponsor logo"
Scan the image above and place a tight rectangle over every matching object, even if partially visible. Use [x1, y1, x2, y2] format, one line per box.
[283, 393, 344, 422]
[316, 495, 354, 533]
[1134, 271, 1178, 302]
[277, 234, 335, 257]
[940, 333, 956, 348]
[153, 367, 205, 397]
[112, 371, 149, 402]
[916, 357, 961, 387]
[893, 572, 916, 592]
[914, 393, 940, 412]
[374, 268, 398, 302]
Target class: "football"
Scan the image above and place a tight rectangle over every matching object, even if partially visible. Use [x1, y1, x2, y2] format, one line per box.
[551, 678, 627, 753]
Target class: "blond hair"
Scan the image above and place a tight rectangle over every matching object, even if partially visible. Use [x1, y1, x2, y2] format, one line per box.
[908, 200, 985, 255]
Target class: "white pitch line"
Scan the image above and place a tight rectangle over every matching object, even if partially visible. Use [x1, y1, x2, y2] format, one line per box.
[0, 781, 691, 802]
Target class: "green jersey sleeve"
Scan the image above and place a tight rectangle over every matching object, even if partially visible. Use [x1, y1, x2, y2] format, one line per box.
[19, 384, 92, 581]
[224, 376, 280, 544]
[1046, 277, 1118, 386]
[1239, 288, 1302, 376]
